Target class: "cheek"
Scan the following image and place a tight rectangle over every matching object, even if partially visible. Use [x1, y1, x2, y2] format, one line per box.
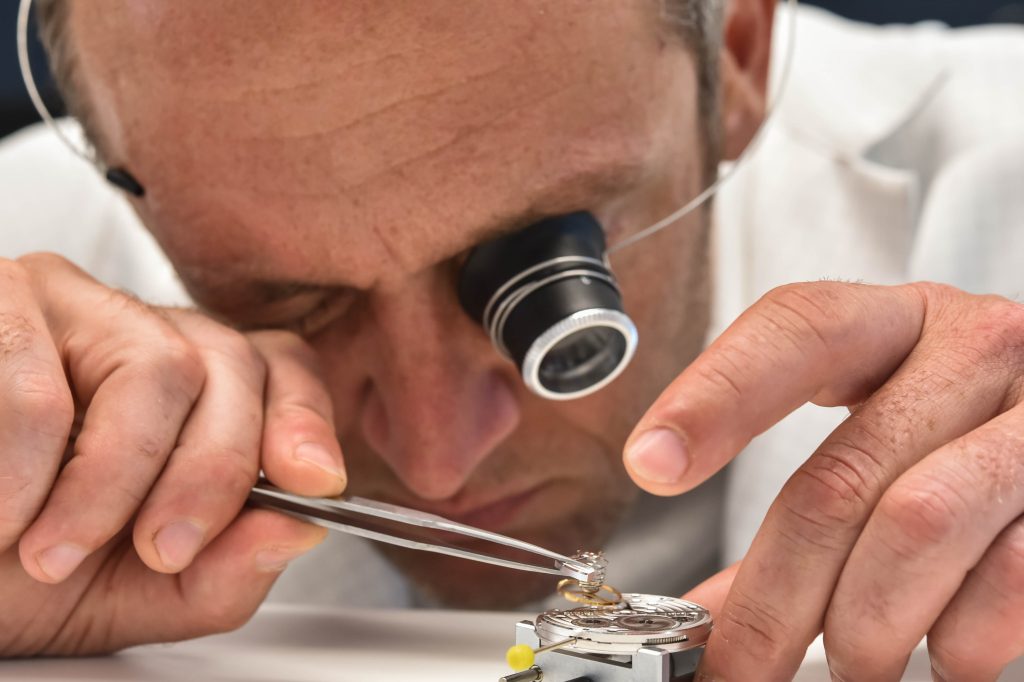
[627, 228, 709, 341]
[608, 213, 712, 412]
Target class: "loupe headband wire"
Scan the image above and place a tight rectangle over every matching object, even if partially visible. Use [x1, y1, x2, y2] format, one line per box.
[607, 0, 800, 255]
[16, 0, 100, 169]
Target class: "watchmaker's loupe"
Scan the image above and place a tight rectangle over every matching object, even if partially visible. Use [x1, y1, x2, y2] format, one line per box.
[458, 212, 637, 401]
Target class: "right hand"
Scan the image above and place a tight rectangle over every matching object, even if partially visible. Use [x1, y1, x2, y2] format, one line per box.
[0, 253, 347, 656]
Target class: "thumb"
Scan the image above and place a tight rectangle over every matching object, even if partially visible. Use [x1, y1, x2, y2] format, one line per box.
[174, 508, 328, 636]
[69, 509, 327, 653]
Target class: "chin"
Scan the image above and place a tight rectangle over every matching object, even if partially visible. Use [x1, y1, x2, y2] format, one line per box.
[375, 495, 632, 610]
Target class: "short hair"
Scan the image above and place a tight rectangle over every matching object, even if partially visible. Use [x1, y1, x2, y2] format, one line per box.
[34, 0, 724, 179]
[660, 0, 725, 181]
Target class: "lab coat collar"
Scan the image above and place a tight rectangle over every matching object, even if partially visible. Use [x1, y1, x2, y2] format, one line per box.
[772, 5, 948, 160]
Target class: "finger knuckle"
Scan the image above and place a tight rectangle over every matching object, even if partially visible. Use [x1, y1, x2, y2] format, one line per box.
[177, 443, 258, 497]
[978, 519, 1024, 599]
[757, 282, 848, 350]
[876, 477, 967, 560]
[8, 370, 75, 439]
[927, 639, 978, 680]
[822, 626, 863, 680]
[0, 263, 37, 360]
[0, 310, 37, 365]
[954, 297, 1024, 363]
[147, 334, 206, 396]
[15, 251, 76, 274]
[921, 285, 1024, 365]
[249, 328, 320, 370]
[210, 328, 266, 378]
[906, 280, 960, 306]
[692, 361, 744, 401]
[207, 447, 259, 494]
[0, 257, 30, 287]
[99, 476, 148, 512]
[75, 426, 168, 466]
[715, 591, 795, 666]
[985, 299, 1024, 361]
[268, 401, 323, 427]
[777, 447, 876, 551]
[250, 328, 306, 353]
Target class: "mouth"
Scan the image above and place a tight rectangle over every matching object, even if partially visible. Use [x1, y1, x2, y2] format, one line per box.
[445, 485, 547, 531]
[389, 484, 549, 534]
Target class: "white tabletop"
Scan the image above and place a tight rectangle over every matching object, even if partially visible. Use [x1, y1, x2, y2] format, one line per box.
[0, 604, 1020, 681]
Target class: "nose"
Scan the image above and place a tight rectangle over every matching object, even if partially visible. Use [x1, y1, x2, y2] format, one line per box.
[358, 271, 521, 501]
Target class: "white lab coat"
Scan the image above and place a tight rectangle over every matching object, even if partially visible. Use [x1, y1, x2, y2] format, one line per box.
[0, 6, 1022, 607]
[713, 6, 1024, 564]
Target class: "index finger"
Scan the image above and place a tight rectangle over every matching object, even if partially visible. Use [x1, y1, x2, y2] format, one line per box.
[250, 330, 346, 497]
[623, 282, 926, 495]
[0, 261, 74, 552]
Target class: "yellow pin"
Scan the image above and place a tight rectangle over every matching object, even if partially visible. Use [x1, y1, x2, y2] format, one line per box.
[505, 644, 535, 671]
[505, 638, 578, 672]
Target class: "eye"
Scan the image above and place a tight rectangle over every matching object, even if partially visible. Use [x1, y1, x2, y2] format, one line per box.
[212, 287, 357, 335]
[286, 289, 357, 337]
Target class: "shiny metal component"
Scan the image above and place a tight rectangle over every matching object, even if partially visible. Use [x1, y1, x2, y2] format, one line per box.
[557, 579, 623, 608]
[505, 618, 704, 682]
[520, 307, 638, 401]
[458, 213, 638, 401]
[482, 257, 612, 355]
[535, 594, 711, 656]
[247, 479, 599, 582]
[499, 667, 543, 682]
[571, 550, 608, 593]
[535, 638, 578, 656]
[556, 550, 621, 606]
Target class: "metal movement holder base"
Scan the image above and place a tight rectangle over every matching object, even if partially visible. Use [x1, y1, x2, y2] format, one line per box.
[500, 621, 702, 682]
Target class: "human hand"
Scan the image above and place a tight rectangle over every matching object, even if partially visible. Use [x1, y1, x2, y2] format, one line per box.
[624, 282, 1024, 681]
[0, 253, 345, 656]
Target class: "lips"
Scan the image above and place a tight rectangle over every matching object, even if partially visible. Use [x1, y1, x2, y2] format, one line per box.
[446, 485, 546, 530]
[390, 484, 547, 532]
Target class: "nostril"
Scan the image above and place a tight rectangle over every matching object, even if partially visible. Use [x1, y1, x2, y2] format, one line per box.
[478, 369, 521, 445]
[356, 367, 522, 501]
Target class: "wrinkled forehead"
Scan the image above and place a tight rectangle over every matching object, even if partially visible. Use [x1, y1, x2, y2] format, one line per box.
[69, 1, 696, 283]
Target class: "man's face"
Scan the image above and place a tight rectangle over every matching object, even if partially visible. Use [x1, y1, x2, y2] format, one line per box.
[71, 0, 713, 607]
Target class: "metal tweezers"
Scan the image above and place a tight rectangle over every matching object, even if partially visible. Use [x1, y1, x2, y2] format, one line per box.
[248, 479, 598, 582]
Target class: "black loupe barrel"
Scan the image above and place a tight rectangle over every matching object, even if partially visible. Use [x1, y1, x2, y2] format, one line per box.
[458, 212, 638, 400]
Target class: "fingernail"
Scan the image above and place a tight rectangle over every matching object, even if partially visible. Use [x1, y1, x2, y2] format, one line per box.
[154, 520, 206, 571]
[293, 442, 345, 479]
[36, 543, 88, 582]
[255, 546, 311, 573]
[625, 428, 690, 485]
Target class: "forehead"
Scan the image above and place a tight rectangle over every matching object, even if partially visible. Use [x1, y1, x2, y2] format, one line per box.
[71, 1, 695, 286]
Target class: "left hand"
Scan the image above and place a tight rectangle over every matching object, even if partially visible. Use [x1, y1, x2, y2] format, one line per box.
[623, 281, 1024, 681]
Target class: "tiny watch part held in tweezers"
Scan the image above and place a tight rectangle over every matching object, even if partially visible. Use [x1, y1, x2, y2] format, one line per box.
[245, 482, 713, 681]
[501, 551, 713, 682]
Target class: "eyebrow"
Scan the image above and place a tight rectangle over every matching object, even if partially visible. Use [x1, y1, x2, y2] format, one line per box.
[460, 157, 651, 248]
[199, 155, 651, 301]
